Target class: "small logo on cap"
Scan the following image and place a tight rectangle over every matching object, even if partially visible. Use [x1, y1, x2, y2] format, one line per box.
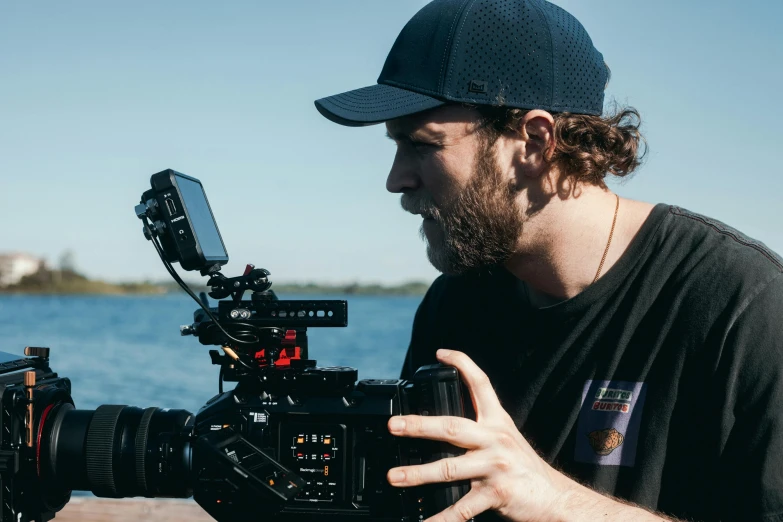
[468, 80, 487, 94]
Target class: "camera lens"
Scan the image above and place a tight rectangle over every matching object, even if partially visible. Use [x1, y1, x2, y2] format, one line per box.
[39, 404, 194, 498]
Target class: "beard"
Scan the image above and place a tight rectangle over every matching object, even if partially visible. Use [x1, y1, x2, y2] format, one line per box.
[400, 141, 524, 275]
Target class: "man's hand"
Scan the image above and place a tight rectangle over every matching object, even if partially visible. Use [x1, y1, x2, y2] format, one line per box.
[386, 349, 564, 521]
[386, 349, 672, 522]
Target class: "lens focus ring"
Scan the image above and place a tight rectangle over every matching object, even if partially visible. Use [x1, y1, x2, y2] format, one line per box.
[85, 405, 126, 497]
[135, 407, 159, 493]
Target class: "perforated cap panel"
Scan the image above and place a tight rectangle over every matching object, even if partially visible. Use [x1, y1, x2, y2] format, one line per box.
[441, 0, 606, 113]
[540, 0, 607, 113]
[444, 0, 553, 108]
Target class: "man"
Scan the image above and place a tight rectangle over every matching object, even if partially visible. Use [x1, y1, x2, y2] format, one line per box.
[314, 1, 783, 521]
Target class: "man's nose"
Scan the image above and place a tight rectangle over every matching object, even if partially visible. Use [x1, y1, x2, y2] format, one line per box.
[386, 150, 421, 193]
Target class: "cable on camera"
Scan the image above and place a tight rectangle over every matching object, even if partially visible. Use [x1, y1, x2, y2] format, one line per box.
[140, 218, 264, 372]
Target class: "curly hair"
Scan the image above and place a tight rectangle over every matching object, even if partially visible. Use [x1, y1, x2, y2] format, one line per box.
[476, 103, 647, 188]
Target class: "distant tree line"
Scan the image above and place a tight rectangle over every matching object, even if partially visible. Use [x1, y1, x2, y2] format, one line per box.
[0, 264, 164, 295]
[1, 269, 430, 296]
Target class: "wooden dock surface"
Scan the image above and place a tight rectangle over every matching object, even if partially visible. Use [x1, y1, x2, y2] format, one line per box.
[55, 498, 215, 522]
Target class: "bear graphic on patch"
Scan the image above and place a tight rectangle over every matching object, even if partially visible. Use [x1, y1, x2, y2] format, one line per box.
[587, 428, 624, 456]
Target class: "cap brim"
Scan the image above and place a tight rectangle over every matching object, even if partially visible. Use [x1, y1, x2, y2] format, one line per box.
[315, 84, 446, 127]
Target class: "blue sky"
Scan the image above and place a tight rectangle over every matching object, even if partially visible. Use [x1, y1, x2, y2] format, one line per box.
[1, 0, 781, 284]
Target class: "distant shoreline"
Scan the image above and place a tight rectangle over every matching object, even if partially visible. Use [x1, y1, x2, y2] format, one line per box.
[0, 279, 431, 297]
[0, 267, 432, 296]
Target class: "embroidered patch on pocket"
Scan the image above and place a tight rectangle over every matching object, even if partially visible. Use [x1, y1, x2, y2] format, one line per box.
[574, 380, 647, 467]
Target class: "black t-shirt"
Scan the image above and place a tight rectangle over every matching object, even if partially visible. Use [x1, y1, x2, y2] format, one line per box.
[401, 204, 783, 522]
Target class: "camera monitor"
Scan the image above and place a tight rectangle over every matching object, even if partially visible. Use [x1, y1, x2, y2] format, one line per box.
[139, 169, 229, 272]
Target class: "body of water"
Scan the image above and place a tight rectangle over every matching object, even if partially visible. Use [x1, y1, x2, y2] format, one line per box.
[0, 293, 421, 413]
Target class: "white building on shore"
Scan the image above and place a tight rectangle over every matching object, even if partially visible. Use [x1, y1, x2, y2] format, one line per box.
[0, 253, 44, 287]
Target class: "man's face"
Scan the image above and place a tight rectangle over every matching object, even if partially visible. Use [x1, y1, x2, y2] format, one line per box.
[386, 106, 524, 275]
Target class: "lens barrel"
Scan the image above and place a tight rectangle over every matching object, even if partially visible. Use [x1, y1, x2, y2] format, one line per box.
[40, 404, 194, 498]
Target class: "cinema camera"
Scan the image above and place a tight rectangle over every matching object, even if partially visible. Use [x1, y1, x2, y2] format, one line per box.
[0, 169, 469, 521]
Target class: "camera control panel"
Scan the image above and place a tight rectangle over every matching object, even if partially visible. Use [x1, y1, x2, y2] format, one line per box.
[280, 423, 347, 503]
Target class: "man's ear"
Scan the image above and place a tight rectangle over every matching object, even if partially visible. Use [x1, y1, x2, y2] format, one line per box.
[517, 110, 555, 177]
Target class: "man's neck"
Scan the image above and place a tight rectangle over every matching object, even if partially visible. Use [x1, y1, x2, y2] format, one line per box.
[504, 188, 655, 301]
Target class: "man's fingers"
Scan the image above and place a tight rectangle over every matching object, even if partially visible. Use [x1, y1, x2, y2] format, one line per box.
[388, 415, 484, 448]
[436, 349, 504, 420]
[387, 454, 491, 487]
[425, 489, 492, 522]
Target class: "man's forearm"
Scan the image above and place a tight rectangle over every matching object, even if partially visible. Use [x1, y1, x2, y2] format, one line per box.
[552, 479, 683, 522]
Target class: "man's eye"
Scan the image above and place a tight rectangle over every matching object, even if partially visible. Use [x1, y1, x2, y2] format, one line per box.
[411, 141, 437, 151]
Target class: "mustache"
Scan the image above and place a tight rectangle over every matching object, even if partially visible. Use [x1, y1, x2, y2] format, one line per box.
[400, 191, 442, 220]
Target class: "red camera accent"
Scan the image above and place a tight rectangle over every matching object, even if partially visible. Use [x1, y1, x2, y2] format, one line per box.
[253, 330, 302, 367]
[36, 403, 56, 477]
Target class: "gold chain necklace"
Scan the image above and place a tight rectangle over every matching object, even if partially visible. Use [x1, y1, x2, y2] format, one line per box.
[592, 194, 620, 284]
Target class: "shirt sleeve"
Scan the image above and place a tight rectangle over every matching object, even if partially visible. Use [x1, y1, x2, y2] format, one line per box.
[711, 272, 783, 521]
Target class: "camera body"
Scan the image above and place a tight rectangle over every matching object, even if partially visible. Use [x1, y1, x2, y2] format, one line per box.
[193, 363, 465, 521]
[2, 169, 470, 521]
[181, 290, 468, 521]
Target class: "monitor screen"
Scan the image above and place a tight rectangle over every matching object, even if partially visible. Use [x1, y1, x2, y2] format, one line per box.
[175, 175, 227, 261]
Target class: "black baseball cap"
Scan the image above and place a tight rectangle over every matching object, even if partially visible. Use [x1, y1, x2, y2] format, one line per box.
[315, 0, 608, 127]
